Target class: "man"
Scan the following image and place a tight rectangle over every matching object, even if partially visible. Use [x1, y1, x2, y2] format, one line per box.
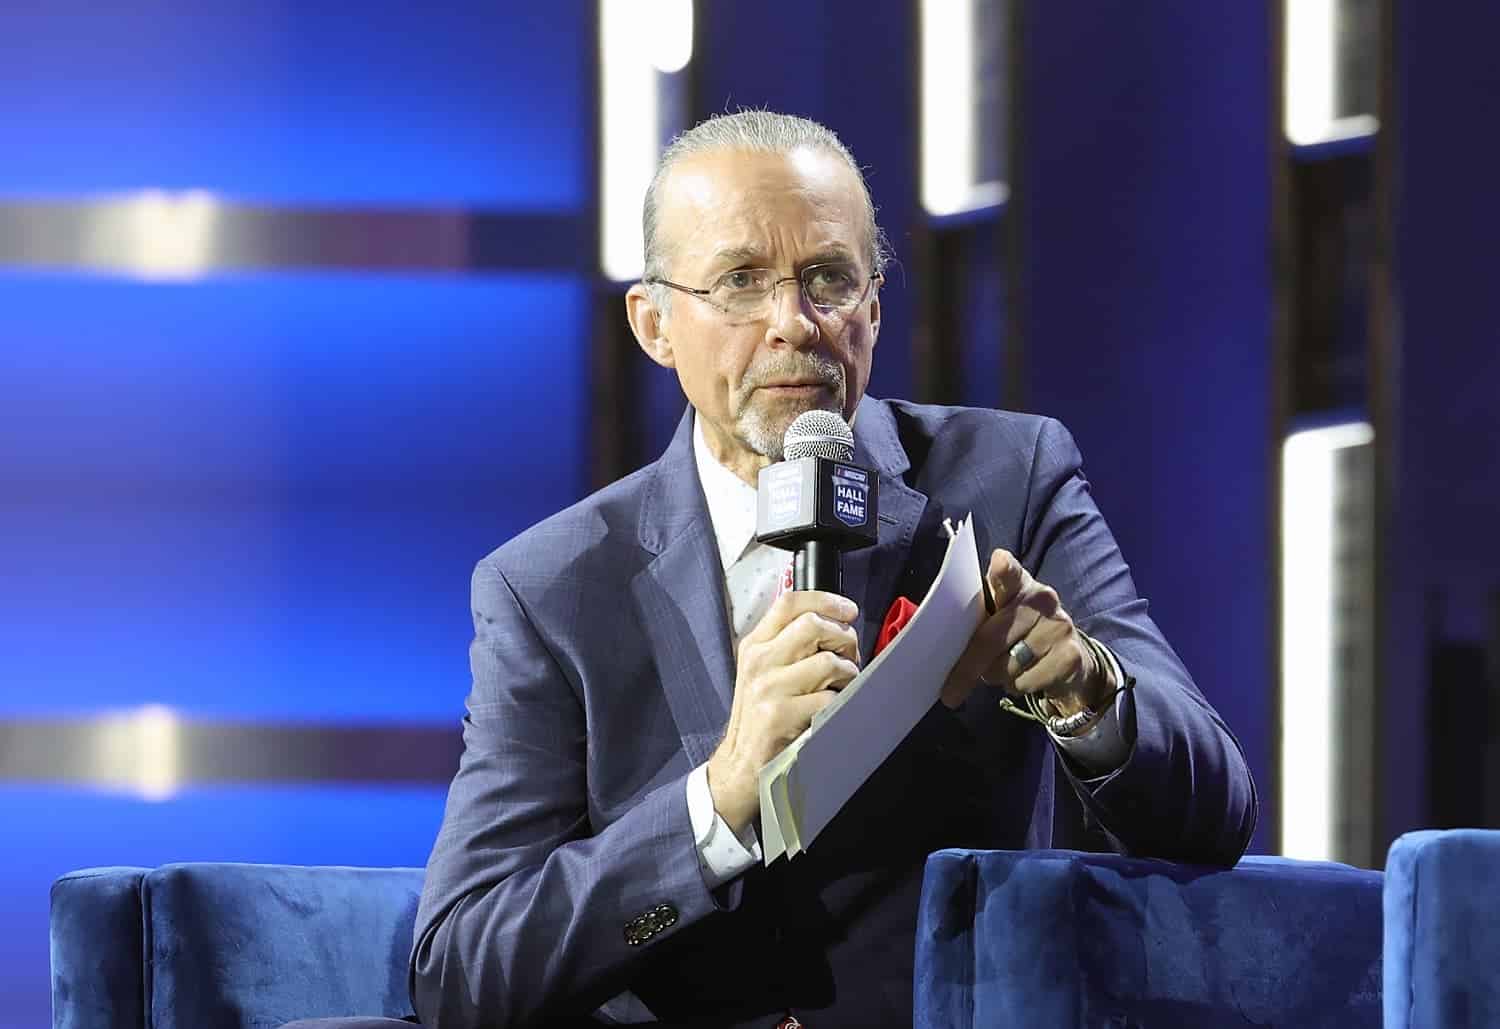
[411, 111, 1256, 1028]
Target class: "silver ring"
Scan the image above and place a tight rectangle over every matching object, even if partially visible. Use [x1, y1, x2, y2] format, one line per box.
[1009, 639, 1038, 672]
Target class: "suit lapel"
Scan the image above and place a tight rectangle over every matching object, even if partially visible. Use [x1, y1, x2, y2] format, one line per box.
[629, 410, 736, 766]
[627, 400, 931, 763]
[846, 399, 930, 661]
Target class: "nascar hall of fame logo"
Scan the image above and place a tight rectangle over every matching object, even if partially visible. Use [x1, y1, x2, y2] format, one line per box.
[831, 464, 869, 528]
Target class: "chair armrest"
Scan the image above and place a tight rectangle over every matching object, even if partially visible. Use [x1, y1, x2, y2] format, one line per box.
[52, 864, 424, 1029]
[916, 848, 1383, 1029]
[51, 867, 151, 1029]
[1385, 829, 1500, 1029]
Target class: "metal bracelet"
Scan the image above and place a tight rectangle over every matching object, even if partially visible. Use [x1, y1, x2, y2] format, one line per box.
[1045, 706, 1098, 737]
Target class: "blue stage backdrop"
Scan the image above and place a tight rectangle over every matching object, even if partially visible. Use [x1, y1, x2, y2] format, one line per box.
[1383, 0, 1500, 846]
[0, 3, 591, 1026]
[0, 3, 587, 207]
[1020, 1, 1275, 852]
[1, 272, 588, 722]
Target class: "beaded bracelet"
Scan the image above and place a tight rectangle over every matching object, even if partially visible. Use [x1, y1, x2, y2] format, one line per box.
[996, 633, 1136, 736]
[1020, 677, 1136, 736]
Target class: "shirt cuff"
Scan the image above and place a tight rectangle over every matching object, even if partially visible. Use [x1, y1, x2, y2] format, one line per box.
[686, 762, 761, 888]
[1046, 640, 1137, 778]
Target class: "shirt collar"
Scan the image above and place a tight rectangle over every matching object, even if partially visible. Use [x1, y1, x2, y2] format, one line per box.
[692, 414, 761, 572]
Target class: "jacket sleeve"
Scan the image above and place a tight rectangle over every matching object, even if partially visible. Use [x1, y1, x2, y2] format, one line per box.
[409, 558, 721, 1029]
[1020, 417, 1259, 866]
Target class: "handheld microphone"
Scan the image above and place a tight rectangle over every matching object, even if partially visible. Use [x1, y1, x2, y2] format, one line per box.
[754, 410, 880, 594]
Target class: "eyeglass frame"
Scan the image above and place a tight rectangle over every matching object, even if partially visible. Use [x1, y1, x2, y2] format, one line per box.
[643, 262, 884, 319]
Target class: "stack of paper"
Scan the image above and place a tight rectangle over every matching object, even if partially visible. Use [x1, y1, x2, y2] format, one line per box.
[758, 515, 988, 863]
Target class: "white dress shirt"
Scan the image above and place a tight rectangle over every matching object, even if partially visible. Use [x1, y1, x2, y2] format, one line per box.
[684, 414, 1135, 888]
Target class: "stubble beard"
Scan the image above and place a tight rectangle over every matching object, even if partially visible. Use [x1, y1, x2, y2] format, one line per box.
[731, 352, 848, 461]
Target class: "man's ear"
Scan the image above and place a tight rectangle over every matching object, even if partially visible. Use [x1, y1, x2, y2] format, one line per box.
[868, 290, 881, 347]
[625, 284, 674, 368]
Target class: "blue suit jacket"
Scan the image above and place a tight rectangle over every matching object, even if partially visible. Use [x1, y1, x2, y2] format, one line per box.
[411, 399, 1257, 1028]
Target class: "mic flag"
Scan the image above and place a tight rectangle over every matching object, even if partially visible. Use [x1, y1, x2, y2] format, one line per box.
[754, 410, 879, 592]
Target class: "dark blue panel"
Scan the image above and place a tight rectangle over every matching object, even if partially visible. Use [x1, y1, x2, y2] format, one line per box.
[959, 223, 1005, 409]
[0, 784, 446, 1029]
[0, 1, 588, 207]
[1021, 4, 1273, 850]
[691, 0, 918, 406]
[1385, 0, 1500, 842]
[0, 272, 589, 719]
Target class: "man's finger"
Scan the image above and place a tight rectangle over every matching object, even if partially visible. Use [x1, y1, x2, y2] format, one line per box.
[786, 688, 840, 733]
[766, 650, 860, 697]
[948, 594, 1041, 694]
[987, 550, 1028, 609]
[941, 612, 1017, 708]
[1012, 635, 1090, 696]
[946, 581, 1057, 707]
[747, 590, 858, 644]
[939, 671, 977, 709]
[998, 610, 1067, 680]
[998, 604, 1044, 652]
[772, 610, 861, 666]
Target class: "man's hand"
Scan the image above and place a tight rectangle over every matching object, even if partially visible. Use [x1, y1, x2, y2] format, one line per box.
[940, 549, 1110, 722]
[707, 591, 861, 833]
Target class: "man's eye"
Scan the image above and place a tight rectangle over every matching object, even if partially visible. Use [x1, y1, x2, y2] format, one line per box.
[811, 267, 856, 289]
[721, 270, 760, 291]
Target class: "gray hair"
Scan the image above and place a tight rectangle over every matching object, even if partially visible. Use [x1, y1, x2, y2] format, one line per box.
[641, 110, 892, 308]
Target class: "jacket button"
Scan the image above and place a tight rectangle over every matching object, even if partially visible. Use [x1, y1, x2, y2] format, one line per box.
[623, 902, 679, 946]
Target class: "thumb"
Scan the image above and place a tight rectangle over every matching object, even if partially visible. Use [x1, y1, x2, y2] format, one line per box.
[940, 666, 979, 709]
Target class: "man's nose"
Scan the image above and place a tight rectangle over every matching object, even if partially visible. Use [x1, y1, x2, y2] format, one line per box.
[764, 277, 820, 348]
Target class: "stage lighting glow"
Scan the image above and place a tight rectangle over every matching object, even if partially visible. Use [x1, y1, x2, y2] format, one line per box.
[650, 0, 694, 74]
[601, 0, 693, 281]
[91, 190, 221, 281]
[921, 0, 975, 216]
[1280, 421, 1373, 861]
[1284, 0, 1379, 145]
[95, 704, 184, 802]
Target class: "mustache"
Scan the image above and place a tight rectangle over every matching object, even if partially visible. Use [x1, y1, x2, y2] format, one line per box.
[739, 353, 846, 393]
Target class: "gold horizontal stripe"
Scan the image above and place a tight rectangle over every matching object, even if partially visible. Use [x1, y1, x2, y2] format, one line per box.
[0, 193, 590, 278]
[0, 708, 461, 797]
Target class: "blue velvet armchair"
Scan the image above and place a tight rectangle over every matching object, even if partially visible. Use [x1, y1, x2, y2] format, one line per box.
[49, 831, 1500, 1028]
[50, 863, 423, 1029]
[1383, 829, 1500, 1028]
[915, 849, 1385, 1027]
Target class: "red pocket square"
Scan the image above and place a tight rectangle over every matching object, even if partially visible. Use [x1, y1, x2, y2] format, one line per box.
[873, 596, 918, 657]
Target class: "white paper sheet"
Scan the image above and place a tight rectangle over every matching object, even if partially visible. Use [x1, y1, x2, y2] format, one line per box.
[758, 516, 988, 862]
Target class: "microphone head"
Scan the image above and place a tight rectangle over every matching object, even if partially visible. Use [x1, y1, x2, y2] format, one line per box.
[783, 409, 854, 462]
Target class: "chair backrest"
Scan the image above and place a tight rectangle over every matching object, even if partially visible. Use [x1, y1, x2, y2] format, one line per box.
[1385, 829, 1500, 1029]
[51, 863, 425, 1029]
[916, 848, 1385, 1028]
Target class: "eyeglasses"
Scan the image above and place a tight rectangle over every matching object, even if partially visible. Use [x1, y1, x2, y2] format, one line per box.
[645, 261, 882, 320]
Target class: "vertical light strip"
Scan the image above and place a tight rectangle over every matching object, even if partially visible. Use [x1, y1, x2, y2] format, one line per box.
[1285, 0, 1336, 145]
[649, 0, 694, 74]
[921, 0, 975, 215]
[1280, 421, 1374, 860]
[1284, 0, 1378, 144]
[600, 0, 657, 281]
[601, 0, 694, 281]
